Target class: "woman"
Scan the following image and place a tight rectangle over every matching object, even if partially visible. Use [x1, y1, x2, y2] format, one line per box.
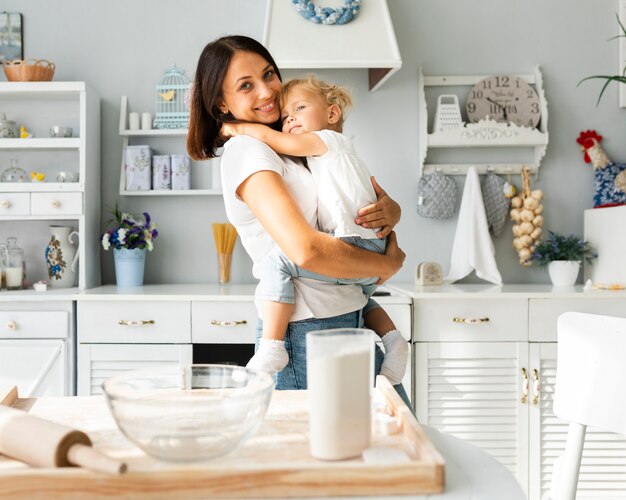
[187, 35, 408, 402]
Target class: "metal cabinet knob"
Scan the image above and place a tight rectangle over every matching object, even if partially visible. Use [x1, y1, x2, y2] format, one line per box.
[452, 317, 490, 324]
[210, 320, 247, 327]
[118, 319, 155, 327]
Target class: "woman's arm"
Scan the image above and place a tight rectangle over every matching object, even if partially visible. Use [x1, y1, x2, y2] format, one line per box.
[238, 170, 405, 280]
[355, 176, 401, 238]
[223, 122, 327, 157]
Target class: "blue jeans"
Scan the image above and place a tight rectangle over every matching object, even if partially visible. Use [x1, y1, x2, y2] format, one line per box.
[255, 306, 412, 409]
[256, 236, 386, 303]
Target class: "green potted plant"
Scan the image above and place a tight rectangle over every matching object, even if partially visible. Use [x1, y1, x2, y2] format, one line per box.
[579, 14, 626, 105]
[530, 231, 597, 286]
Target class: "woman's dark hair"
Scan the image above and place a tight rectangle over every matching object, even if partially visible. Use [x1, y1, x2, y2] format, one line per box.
[187, 35, 282, 160]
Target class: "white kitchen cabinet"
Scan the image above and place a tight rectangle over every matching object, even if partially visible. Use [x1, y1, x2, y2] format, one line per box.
[0, 82, 100, 289]
[77, 343, 192, 395]
[415, 341, 529, 491]
[118, 96, 220, 196]
[403, 284, 626, 500]
[0, 300, 73, 396]
[417, 67, 549, 176]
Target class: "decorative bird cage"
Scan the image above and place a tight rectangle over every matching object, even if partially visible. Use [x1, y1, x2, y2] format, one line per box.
[153, 64, 191, 130]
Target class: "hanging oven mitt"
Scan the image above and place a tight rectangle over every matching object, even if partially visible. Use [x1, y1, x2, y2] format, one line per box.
[416, 171, 457, 219]
[481, 171, 510, 238]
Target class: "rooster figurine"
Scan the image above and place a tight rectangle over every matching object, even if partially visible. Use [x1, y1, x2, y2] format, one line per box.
[576, 130, 626, 208]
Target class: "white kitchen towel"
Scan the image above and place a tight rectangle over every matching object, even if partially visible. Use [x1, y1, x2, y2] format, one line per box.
[445, 166, 502, 284]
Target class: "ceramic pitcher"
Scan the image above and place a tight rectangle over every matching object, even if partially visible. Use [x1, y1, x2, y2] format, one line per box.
[45, 226, 79, 288]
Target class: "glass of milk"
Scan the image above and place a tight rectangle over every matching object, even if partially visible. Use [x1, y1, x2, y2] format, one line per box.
[306, 328, 374, 460]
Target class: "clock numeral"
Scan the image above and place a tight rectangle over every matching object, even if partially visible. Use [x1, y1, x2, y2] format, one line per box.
[528, 119, 535, 127]
[489, 104, 500, 114]
[531, 103, 540, 113]
[527, 89, 535, 98]
[467, 102, 477, 113]
[472, 90, 483, 99]
[481, 80, 492, 90]
[495, 76, 510, 88]
[507, 105, 518, 114]
[515, 79, 521, 88]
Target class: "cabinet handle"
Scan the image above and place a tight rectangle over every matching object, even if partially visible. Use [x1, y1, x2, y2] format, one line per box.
[118, 319, 155, 327]
[210, 320, 247, 327]
[532, 368, 541, 405]
[452, 317, 490, 324]
[0, 200, 10, 209]
[521, 367, 529, 404]
[6, 320, 16, 330]
[51, 200, 60, 208]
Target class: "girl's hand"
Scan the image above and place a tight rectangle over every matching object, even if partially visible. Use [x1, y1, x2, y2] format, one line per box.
[221, 122, 244, 138]
[355, 176, 401, 238]
[376, 231, 405, 284]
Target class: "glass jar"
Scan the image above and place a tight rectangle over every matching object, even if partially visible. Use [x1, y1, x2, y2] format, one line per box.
[1, 159, 29, 183]
[0, 244, 7, 290]
[6, 237, 24, 290]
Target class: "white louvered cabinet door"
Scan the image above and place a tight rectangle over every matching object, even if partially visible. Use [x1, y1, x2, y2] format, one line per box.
[529, 343, 626, 500]
[415, 342, 529, 494]
[77, 344, 193, 395]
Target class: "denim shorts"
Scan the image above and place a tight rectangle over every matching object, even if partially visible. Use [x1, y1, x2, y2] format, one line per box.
[255, 306, 412, 409]
[255, 236, 386, 304]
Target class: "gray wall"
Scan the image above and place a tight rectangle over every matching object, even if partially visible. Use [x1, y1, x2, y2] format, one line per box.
[2, 0, 622, 285]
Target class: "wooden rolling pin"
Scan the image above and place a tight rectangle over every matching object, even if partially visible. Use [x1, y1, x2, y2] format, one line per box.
[0, 386, 127, 474]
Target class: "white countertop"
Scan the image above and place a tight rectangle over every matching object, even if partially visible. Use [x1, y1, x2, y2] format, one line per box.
[385, 282, 626, 299]
[0, 284, 411, 303]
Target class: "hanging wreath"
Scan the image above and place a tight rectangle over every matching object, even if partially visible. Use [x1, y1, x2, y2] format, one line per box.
[291, 0, 361, 25]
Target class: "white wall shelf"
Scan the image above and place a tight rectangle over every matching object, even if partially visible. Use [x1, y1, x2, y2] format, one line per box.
[0, 81, 100, 290]
[118, 96, 221, 196]
[418, 67, 549, 176]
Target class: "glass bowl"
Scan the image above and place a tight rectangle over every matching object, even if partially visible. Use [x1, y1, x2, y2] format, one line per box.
[102, 364, 275, 462]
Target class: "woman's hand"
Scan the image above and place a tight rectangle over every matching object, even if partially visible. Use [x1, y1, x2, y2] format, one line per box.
[355, 176, 401, 238]
[376, 231, 405, 284]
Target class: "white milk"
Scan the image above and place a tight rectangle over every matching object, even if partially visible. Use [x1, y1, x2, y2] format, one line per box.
[308, 347, 371, 460]
[5, 267, 22, 289]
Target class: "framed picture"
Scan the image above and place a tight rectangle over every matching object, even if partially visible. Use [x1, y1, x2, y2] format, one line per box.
[0, 12, 23, 63]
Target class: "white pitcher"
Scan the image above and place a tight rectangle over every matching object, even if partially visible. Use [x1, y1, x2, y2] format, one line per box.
[45, 225, 79, 288]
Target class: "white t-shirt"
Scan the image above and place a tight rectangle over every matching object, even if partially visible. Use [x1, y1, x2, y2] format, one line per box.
[221, 135, 367, 321]
[309, 130, 380, 239]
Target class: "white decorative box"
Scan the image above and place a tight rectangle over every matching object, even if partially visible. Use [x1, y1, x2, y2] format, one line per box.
[584, 205, 626, 285]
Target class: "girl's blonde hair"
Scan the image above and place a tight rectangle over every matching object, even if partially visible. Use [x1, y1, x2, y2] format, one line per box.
[280, 75, 352, 130]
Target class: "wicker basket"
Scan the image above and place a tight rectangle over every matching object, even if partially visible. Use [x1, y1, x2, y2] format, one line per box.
[2, 59, 55, 82]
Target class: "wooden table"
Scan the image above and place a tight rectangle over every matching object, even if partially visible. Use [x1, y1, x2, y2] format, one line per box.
[0, 386, 523, 499]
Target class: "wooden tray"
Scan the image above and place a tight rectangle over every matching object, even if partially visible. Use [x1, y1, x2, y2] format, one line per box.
[0, 378, 444, 499]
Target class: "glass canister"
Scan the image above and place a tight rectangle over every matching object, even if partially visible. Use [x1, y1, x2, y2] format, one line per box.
[1, 159, 29, 183]
[0, 244, 7, 290]
[6, 237, 24, 290]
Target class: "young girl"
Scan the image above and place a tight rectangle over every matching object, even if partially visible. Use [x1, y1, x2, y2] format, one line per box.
[222, 76, 407, 386]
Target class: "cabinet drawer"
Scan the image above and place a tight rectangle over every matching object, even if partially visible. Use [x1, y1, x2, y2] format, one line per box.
[414, 299, 527, 342]
[0, 193, 30, 216]
[78, 301, 191, 343]
[31, 193, 83, 215]
[0, 311, 68, 339]
[529, 298, 626, 341]
[192, 301, 258, 344]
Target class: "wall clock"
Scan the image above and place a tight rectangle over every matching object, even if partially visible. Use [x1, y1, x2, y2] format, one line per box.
[466, 75, 541, 128]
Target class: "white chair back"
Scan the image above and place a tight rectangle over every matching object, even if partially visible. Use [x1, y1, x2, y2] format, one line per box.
[548, 312, 626, 500]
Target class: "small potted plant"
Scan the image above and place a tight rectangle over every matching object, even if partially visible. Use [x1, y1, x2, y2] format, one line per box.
[579, 14, 626, 105]
[530, 231, 597, 286]
[101, 204, 158, 287]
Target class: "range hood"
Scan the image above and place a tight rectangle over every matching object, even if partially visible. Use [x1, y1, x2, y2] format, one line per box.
[263, 0, 402, 91]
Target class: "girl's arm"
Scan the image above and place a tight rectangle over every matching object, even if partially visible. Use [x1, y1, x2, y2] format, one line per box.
[223, 122, 327, 157]
[238, 170, 405, 280]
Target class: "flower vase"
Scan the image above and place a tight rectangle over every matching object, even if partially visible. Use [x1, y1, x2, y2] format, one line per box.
[45, 226, 79, 288]
[548, 261, 581, 287]
[113, 248, 146, 287]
